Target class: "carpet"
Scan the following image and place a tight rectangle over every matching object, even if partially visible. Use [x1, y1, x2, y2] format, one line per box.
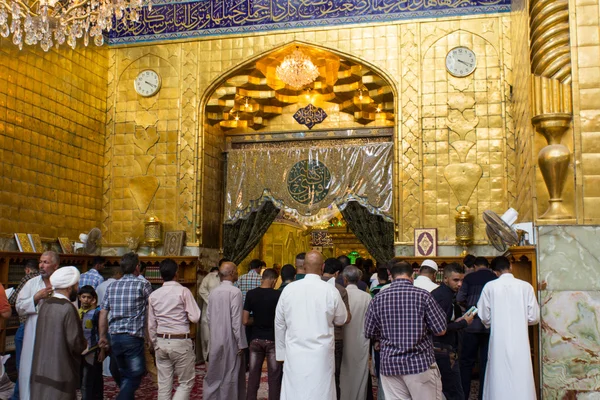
[100, 364, 480, 399]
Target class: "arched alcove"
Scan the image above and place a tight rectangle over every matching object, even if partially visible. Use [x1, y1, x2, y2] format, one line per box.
[197, 41, 397, 250]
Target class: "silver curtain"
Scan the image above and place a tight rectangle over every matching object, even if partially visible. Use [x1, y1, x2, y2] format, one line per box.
[225, 142, 393, 224]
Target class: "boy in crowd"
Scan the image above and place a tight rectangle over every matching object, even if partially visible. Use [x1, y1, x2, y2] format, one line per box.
[79, 285, 104, 400]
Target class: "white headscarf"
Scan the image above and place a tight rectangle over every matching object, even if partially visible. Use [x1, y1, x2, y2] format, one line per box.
[50, 266, 81, 289]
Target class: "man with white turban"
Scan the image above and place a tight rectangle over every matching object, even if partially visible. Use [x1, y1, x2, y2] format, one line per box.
[16, 250, 59, 400]
[30, 266, 86, 400]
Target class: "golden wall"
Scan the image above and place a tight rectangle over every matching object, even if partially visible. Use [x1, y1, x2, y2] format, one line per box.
[238, 221, 310, 274]
[570, 0, 600, 223]
[510, 0, 536, 221]
[104, 13, 516, 248]
[0, 40, 108, 240]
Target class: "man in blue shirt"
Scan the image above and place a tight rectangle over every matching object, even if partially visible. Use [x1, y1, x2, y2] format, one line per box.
[99, 252, 152, 399]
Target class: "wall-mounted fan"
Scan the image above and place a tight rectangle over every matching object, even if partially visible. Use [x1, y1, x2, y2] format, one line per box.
[483, 208, 519, 253]
[74, 228, 102, 254]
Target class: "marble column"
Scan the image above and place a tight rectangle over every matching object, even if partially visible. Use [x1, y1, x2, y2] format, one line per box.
[537, 225, 600, 398]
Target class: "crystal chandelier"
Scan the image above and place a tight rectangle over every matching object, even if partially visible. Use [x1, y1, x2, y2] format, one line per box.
[0, 0, 150, 51]
[276, 47, 319, 89]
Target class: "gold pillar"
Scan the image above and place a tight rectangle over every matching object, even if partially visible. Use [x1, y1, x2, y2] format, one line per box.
[529, 0, 573, 220]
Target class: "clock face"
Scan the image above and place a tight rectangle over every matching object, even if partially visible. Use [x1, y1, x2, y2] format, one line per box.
[445, 47, 477, 78]
[134, 70, 161, 97]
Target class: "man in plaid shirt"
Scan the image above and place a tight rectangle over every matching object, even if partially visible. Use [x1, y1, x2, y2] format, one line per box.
[365, 259, 447, 399]
[79, 256, 106, 289]
[99, 252, 152, 399]
[236, 259, 263, 304]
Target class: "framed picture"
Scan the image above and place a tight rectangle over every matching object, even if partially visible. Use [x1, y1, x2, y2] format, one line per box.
[414, 228, 437, 257]
[163, 231, 186, 256]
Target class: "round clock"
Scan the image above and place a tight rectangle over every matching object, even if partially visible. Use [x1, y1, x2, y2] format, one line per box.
[134, 69, 161, 97]
[445, 47, 477, 77]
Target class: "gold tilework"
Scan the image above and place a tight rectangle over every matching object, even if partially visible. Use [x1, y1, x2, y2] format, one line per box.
[511, 0, 536, 221]
[0, 39, 108, 239]
[571, 0, 600, 222]
[102, 15, 516, 246]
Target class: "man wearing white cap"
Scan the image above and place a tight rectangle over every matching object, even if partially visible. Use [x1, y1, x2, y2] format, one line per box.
[30, 266, 86, 399]
[413, 259, 439, 292]
[16, 250, 60, 400]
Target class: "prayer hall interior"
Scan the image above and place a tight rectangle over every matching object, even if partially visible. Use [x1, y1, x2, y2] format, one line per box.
[0, 0, 599, 397]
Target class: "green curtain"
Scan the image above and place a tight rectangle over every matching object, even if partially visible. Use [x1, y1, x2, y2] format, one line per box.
[340, 201, 394, 265]
[223, 201, 280, 265]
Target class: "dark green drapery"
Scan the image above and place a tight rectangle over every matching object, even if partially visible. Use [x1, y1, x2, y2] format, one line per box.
[222, 201, 280, 265]
[340, 201, 394, 265]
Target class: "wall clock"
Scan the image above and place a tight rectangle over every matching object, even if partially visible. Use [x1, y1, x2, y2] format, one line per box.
[134, 69, 161, 97]
[445, 47, 477, 78]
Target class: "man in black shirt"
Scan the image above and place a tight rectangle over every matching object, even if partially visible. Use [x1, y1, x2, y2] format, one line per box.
[456, 256, 496, 400]
[432, 263, 474, 400]
[278, 264, 296, 291]
[243, 268, 282, 400]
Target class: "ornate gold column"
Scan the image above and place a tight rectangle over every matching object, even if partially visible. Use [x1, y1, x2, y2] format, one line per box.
[529, 0, 573, 220]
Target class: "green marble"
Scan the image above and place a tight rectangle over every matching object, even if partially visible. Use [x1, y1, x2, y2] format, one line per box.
[541, 290, 600, 399]
[537, 225, 600, 291]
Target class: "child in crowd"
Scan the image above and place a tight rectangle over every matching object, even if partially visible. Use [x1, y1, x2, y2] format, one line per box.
[78, 285, 104, 400]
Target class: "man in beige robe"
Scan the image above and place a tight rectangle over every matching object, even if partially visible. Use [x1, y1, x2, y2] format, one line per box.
[198, 265, 221, 363]
[203, 261, 247, 400]
[30, 267, 86, 400]
[340, 266, 372, 400]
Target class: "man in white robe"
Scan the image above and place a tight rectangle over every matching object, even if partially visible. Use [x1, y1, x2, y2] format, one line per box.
[477, 256, 540, 400]
[340, 266, 372, 400]
[198, 265, 221, 363]
[275, 250, 348, 400]
[15, 251, 59, 400]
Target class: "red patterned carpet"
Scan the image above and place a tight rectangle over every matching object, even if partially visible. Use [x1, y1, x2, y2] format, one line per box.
[101, 364, 478, 399]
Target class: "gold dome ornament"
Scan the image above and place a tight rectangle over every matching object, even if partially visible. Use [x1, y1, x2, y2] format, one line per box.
[455, 206, 474, 256]
[144, 216, 162, 256]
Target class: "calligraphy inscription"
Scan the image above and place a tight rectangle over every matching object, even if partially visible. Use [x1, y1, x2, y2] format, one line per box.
[287, 160, 332, 205]
[293, 104, 328, 129]
[109, 0, 510, 43]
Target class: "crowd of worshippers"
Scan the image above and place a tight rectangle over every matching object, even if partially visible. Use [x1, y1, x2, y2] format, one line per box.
[0, 249, 540, 400]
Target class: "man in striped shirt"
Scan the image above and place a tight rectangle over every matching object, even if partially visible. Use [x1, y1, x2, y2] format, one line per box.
[365, 259, 447, 400]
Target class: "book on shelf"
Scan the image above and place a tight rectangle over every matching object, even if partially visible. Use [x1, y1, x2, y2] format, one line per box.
[58, 237, 74, 254]
[14, 233, 34, 253]
[27, 234, 43, 252]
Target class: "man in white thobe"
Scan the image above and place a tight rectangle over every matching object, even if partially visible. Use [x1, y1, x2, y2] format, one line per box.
[477, 256, 540, 400]
[340, 266, 372, 400]
[413, 259, 439, 292]
[275, 250, 348, 400]
[15, 251, 59, 400]
[198, 265, 221, 363]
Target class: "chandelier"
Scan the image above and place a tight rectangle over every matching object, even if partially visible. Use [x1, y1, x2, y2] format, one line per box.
[0, 0, 149, 51]
[276, 47, 320, 89]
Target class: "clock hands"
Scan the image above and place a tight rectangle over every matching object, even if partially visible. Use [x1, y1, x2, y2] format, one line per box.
[457, 59, 473, 68]
[144, 81, 157, 88]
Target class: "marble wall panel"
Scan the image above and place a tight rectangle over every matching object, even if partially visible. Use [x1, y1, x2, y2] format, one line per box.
[541, 290, 600, 399]
[538, 225, 600, 291]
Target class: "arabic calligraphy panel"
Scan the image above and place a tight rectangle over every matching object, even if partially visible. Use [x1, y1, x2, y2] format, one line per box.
[109, 0, 511, 44]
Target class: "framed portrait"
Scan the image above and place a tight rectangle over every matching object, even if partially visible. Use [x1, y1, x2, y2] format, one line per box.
[414, 228, 437, 257]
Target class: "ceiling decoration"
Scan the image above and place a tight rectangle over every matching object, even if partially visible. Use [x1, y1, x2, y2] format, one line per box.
[205, 45, 394, 132]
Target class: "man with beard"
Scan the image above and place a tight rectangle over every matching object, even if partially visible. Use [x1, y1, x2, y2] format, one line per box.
[16, 251, 59, 400]
[30, 266, 87, 399]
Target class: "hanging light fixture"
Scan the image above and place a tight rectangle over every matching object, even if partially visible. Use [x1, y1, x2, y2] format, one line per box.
[276, 46, 320, 89]
[0, 0, 151, 51]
